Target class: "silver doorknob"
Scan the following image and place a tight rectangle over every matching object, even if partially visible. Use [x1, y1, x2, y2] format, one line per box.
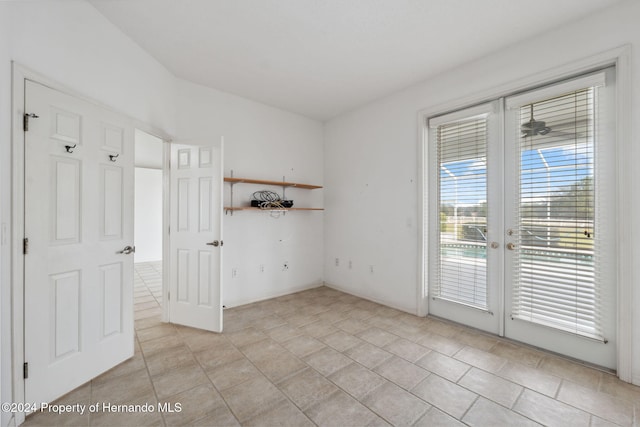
[506, 242, 516, 250]
[117, 245, 135, 254]
[206, 240, 223, 247]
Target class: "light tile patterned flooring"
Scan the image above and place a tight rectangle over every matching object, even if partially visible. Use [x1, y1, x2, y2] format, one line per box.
[24, 261, 639, 426]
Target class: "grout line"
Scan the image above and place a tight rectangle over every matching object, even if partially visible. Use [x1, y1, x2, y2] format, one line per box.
[33, 278, 639, 426]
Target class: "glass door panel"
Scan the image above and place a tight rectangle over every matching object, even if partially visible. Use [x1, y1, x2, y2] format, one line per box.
[504, 69, 616, 368]
[427, 101, 501, 335]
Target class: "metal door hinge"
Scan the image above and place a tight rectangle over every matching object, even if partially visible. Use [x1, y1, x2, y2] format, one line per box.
[23, 238, 29, 254]
[23, 362, 28, 379]
[167, 291, 170, 301]
[23, 113, 39, 131]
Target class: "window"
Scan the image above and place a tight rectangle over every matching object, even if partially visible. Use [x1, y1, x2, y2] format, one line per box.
[434, 115, 488, 309]
[509, 81, 607, 341]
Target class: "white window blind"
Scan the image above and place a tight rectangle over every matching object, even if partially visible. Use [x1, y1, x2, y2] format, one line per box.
[511, 87, 604, 340]
[435, 116, 488, 309]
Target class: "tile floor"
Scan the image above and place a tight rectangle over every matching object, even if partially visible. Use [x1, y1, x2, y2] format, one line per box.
[23, 261, 639, 426]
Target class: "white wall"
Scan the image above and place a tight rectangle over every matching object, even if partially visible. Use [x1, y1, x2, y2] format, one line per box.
[5, 2, 176, 132]
[0, 6, 12, 427]
[176, 80, 324, 307]
[134, 168, 163, 263]
[324, 0, 640, 381]
[0, 2, 176, 426]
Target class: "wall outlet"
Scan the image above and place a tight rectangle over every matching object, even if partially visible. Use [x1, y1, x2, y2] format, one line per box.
[259, 264, 264, 273]
[283, 262, 289, 271]
[335, 258, 339, 267]
[369, 265, 374, 274]
[232, 268, 238, 278]
[348, 260, 353, 269]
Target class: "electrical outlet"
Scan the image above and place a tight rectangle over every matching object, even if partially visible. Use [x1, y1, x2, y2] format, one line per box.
[232, 268, 238, 278]
[369, 265, 374, 274]
[259, 264, 264, 273]
[348, 260, 353, 269]
[283, 262, 289, 271]
[335, 258, 339, 267]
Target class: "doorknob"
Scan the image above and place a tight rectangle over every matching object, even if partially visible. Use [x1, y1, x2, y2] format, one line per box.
[506, 242, 516, 250]
[206, 240, 223, 247]
[117, 245, 135, 254]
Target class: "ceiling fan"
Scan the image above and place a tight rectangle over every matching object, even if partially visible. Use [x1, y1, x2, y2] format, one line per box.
[521, 104, 551, 137]
[521, 104, 584, 139]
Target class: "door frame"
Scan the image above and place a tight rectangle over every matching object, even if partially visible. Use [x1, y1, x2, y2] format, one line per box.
[133, 130, 172, 324]
[9, 63, 172, 425]
[417, 45, 633, 381]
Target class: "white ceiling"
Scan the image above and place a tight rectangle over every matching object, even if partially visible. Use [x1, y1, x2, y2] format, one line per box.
[90, 0, 623, 121]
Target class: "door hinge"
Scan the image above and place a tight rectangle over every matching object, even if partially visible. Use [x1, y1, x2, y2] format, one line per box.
[23, 362, 28, 379]
[23, 237, 29, 255]
[23, 113, 39, 132]
[167, 291, 170, 301]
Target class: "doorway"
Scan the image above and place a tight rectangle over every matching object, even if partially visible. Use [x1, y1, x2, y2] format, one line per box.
[14, 69, 225, 423]
[426, 68, 617, 369]
[134, 130, 165, 318]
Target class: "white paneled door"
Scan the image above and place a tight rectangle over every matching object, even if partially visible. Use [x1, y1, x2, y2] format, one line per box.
[169, 142, 223, 332]
[24, 81, 135, 406]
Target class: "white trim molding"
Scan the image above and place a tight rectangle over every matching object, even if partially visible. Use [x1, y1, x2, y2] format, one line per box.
[11, 62, 27, 427]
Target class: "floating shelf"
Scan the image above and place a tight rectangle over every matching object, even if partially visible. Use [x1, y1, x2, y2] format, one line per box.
[224, 173, 323, 215]
[223, 177, 322, 190]
[224, 207, 324, 212]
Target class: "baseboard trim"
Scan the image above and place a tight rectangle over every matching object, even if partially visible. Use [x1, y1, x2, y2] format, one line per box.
[223, 282, 323, 309]
[323, 282, 418, 316]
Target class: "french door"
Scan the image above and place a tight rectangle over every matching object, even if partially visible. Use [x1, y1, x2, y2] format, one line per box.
[428, 68, 617, 368]
[427, 101, 503, 335]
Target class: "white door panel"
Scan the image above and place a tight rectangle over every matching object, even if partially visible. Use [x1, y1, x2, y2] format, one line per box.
[428, 100, 502, 335]
[24, 81, 135, 406]
[503, 69, 617, 368]
[169, 142, 223, 332]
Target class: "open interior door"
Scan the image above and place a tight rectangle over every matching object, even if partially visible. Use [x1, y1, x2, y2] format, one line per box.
[168, 141, 223, 332]
[24, 80, 135, 406]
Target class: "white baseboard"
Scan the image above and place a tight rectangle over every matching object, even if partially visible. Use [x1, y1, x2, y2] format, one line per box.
[323, 282, 418, 316]
[223, 282, 323, 309]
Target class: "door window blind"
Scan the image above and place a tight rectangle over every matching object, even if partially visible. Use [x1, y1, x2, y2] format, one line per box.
[435, 116, 488, 309]
[511, 87, 603, 340]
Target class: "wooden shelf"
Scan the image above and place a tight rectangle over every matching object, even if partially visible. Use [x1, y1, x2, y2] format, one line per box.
[224, 173, 323, 215]
[224, 207, 324, 212]
[224, 177, 322, 190]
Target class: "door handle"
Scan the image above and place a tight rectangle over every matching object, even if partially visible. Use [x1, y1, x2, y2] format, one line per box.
[117, 245, 135, 255]
[206, 240, 223, 247]
[506, 242, 516, 251]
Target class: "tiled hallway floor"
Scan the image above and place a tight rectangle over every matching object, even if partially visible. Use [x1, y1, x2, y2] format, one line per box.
[23, 262, 639, 426]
